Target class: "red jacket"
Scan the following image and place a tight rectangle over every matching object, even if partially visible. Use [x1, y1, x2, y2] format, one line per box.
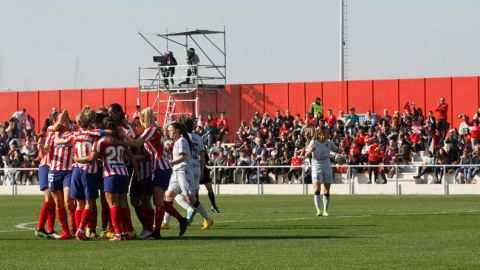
[435, 103, 448, 120]
[368, 144, 384, 162]
[290, 156, 302, 171]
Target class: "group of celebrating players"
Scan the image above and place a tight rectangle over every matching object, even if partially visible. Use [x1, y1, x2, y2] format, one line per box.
[34, 103, 220, 241]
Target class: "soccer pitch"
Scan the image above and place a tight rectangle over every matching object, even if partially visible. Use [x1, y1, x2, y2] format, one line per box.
[0, 195, 479, 270]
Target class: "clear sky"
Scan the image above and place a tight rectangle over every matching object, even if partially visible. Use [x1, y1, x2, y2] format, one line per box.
[0, 0, 479, 90]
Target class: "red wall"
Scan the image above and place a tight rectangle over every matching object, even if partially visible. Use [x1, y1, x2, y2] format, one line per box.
[2, 76, 480, 138]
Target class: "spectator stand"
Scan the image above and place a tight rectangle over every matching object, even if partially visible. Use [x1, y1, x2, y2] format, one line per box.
[138, 28, 227, 127]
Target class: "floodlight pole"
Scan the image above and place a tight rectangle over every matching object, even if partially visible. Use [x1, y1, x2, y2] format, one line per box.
[339, 0, 345, 82]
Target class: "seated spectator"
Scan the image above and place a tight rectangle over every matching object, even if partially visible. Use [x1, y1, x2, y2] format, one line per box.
[286, 152, 303, 184]
[455, 150, 471, 184]
[413, 151, 435, 181]
[467, 148, 480, 182]
[216, 112, 230, 142]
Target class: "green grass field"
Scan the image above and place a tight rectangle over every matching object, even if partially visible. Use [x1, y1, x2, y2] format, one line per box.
[0, 195, 479, 269]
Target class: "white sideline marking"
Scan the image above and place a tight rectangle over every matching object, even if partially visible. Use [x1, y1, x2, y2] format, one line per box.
[0, 221, 36, 233]
[2, 209, 479, 233]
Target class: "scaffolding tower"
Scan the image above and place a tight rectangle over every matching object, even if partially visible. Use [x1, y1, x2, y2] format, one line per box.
[138, 28, 227, 127]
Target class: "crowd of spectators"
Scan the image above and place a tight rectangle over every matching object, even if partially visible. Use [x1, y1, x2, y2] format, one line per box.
[2, 96, 480, 186]
[196, 97, 480, 184]
[0, 107, 42, 185]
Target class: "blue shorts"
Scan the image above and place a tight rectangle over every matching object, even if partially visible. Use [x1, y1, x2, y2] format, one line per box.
[48, 170, 73, 192]
[130, 177, 153, 198]
[104, 175, 130, 194]
[152, 169, 172, 190]
[70, 168, 100, 200]
[38, 166, 49, 191]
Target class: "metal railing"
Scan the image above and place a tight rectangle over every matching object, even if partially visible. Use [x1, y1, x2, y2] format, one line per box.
[206, 164, 480, 195]
[0, 164, 479, 195]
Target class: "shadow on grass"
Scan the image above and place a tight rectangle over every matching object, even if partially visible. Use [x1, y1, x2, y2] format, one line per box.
[170, 235, 367, 241]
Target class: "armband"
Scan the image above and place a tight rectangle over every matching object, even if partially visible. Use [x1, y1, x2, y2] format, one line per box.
[100, 129, 107, 137]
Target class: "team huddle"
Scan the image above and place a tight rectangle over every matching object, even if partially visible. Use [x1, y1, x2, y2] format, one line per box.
[34, 104, 220, 241]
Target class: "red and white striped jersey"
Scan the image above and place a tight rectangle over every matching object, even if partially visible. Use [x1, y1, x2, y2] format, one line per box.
[140, 126, 171, 171]
[50, 130, 75, 171]
[132, 145, 152, 180]
[39, 126, 55, 167]
[94, 137, 129, 177]
[65, 129, 103, 174]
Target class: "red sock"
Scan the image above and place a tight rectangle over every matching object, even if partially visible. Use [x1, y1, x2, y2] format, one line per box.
[79, 209, 91, 231]
[133, 206, 145, 229]
[68, 208, 77, 232]
[108, 215, 114, 232]
[47, 202, 56, 233]
[154, 205, 165, 233]
[74, 210, 82, 231]
[57, 208, 70, 235]
[143, 208, 154, 231]
[164, 201, 184, 221]
[88, 205, 97, 230]
[36, 202, 49, 231]
[110, 206, 121, 234]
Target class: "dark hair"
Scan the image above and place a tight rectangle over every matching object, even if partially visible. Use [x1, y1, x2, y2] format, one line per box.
[184, 118, 194, 133]
[169, 122, 193, 154]
[103, 116, 119, 139]
[108, 103, 125, 123]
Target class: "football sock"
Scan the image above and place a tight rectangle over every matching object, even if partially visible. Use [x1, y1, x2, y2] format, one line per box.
[79, 209, 91, 231]
[154, 205, 165, 233]
[143, 208, 154, 231]
[69, 208, 77, 232]
[175, 195, 192, 211]
[110, 206, 121, 234]
[122, 207, 134, 232]
[193, 200, 211, 220]
[57, 208, 70, 235]
[164, 201, 183, 221]
[164, 213, 171, 225]
[88, 205, 97, 230]
[75, 210, 82, 231]
[314, 192, 321, 210]
[37, 201, 49, 230]
[133, 206, 146, 229]
[108, 216, 114, 232]
[323, 194, 330, 212]
[101, 199, 109, 230]
[208, 192, 218, 209]
[46, 202, 56, 233]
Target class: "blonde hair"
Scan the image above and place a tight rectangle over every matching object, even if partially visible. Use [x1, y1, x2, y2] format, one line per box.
[140, 107, 157, 128]
[75, 109, 95, 128]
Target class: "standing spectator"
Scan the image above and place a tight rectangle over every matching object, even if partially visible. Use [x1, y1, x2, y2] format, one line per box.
[381, 109, 391, 125]
[23, 113, 35, 139]
[434, 148, 449, 182]
[435, 97, 449, 134]
[367, 139, 386, 184]
[325, 109, 336, 130]
[310, 97, 323, 118]
[283, 109, 294, 127]
[11, 108, 26, 140]
[132, 105, 141, 119]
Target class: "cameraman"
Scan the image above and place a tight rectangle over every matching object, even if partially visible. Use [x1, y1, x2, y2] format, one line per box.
[181, 48, 199, 85]
[162, 51, 177, 86]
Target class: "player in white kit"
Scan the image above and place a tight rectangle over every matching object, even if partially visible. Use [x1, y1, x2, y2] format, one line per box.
[305, 128, 339, 217]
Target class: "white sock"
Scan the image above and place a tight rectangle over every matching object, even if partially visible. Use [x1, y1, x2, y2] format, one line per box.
[195, 202, 211, 220]
[314, 194, 321, 210]
[323, 194, 330, 212]
[175, 195, 193, 211]
[163, 213, 171, 225]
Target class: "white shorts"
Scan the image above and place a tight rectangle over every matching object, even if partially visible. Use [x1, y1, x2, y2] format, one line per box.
[191, 166, 201, 190]
[311, 165, 334, 184]
[168, 170, 196, 195]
